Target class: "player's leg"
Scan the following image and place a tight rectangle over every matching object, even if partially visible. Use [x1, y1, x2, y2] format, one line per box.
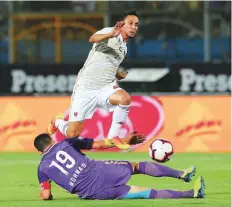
[97, 83, 131, 150]
[93, 161, 203, 200]
[130, 162, 196, 182]
[107, 89, 131, 139]
[48, 116, 85, 138]
[48, 91, 97, 138]
[122, 176, 205, 199]
[122, 186, 194, 199]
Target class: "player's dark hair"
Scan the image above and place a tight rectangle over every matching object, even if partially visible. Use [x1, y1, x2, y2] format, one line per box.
[121, 10, 139, 20]
[34, 133, 52, 152]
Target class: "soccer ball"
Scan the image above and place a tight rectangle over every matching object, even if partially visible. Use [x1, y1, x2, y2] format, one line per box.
[149, 139, 174, 163]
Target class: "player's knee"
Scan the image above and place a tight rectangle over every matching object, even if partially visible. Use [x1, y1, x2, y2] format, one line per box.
[119, 93, 131, 105]
[66, 121, 84, 138]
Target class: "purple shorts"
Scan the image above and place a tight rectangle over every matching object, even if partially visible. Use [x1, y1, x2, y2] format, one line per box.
[77, 160, 133, 200]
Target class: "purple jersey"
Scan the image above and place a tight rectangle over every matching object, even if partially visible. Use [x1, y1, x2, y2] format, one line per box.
[38, 138, 132, 200]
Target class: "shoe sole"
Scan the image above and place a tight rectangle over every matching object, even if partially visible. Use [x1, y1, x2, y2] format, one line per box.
[48, 121, 56, 135]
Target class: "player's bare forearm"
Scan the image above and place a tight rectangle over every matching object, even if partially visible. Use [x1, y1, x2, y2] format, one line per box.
[89, 33, 113, 43]
[91, 132, 145, 149]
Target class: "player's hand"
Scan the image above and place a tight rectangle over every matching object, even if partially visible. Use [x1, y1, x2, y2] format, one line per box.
[111, 21, 125, 37]
[39, 191, 53, 200]
[124, 131, 146, 145]
[116, 67, 128, 80]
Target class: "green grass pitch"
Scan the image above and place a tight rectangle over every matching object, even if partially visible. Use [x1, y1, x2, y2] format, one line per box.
[0, 152, 230, 207]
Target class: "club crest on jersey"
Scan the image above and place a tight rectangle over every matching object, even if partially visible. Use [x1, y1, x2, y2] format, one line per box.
[74, 112, 78, 117]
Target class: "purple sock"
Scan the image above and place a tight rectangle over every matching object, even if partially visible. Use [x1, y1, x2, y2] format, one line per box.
[138, 162, 183, 178]
[149, 189, 194, 199]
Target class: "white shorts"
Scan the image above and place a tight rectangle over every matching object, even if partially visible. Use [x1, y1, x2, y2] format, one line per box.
[69, 82, 122, 122]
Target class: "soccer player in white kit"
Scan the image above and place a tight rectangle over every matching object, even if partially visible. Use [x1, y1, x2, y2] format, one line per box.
[48, 11, 139, 150]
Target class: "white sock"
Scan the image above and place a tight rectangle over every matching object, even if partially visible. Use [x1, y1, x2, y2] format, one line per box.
[108, 104, 130, 139]
[55, 119, 68, 137]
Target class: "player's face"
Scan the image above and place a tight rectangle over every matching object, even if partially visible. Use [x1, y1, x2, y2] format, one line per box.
[123, 15, 139, 38]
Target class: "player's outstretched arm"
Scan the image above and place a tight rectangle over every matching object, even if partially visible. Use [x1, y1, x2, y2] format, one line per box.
[91, 139, 114, 149]
[91, 131, 145, 149]
[89, 32, 113, 43]
[89, 21, 124, 43]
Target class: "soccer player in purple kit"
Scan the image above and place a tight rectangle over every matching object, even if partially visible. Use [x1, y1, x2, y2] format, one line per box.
[34, 132, 205, 201]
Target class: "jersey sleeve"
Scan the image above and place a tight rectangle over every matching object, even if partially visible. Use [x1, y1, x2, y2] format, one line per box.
[94, 27, 113, 35]
[71, 138, 94, 150]
[38, 165, 50, 183]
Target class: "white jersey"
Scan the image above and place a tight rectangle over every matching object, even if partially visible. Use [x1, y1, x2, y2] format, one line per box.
[74, 27, 127, 90]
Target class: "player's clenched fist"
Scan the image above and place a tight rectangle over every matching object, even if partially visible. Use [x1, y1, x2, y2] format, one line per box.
[39, 192, 53, 200]
[116, 67, 128, 80]
[39, 190, 53, 200]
